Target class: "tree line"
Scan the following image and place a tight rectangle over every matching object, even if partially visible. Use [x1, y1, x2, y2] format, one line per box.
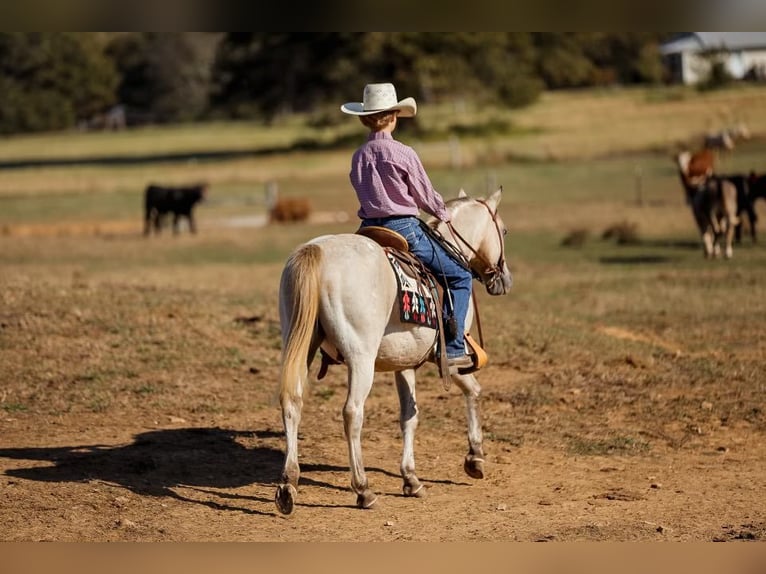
[0, 32, 673, 135]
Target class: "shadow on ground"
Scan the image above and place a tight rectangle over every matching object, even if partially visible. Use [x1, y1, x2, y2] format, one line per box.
[0, 427, 423, 514]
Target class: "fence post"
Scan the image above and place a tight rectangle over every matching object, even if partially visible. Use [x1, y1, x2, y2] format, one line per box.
[265, 180, 279, 208]
[635, 166, 643, 206]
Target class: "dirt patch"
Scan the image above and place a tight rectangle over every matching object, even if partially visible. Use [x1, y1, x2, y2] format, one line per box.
[0, 232, 764, 541]
[597, 325, 683, 355]
[2, 220, 142, 238]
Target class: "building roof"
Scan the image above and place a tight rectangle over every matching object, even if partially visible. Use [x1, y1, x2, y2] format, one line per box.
[660, 32, 766, 55]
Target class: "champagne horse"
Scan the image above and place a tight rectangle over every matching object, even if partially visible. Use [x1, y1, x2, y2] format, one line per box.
[275, 188, 513, 514]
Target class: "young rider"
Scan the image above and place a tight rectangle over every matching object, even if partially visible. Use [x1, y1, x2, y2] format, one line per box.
[341, 82, 473, 371]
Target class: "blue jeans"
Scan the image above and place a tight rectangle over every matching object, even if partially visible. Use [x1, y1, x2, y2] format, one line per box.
[361, 216, 472, 358]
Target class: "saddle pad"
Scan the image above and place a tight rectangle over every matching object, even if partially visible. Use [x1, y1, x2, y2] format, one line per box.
[385, 251, 438, 328]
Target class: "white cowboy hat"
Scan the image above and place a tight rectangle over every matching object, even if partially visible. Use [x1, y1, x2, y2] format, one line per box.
[341, 83, 417, 117]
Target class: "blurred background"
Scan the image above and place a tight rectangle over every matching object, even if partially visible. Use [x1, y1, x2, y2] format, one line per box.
[3, 32, 761, 134]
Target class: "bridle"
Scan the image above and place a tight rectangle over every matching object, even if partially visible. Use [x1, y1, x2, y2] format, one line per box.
[445, 198, 507, 289]
[425, 197, 507, 351]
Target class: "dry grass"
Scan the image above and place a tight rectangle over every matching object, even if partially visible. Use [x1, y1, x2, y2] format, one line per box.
[2, 85, 766, 200]
[1, 86, 766, 541]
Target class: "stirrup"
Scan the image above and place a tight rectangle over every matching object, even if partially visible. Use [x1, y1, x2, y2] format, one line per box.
[458, 333, 488, 375]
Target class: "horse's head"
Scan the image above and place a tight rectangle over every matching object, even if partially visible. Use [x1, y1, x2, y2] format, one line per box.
[436, 187, 513, 296]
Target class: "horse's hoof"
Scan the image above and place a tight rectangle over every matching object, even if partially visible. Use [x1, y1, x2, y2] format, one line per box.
[403, 482, 426, 498]
[356, 491, 378, 509]
[464, 456, 485, 479]
[275, 483, 297, 515]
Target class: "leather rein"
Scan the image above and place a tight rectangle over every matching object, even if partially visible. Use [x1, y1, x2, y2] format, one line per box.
[445, 198, 507, 291]
[440, 198, 507, 349]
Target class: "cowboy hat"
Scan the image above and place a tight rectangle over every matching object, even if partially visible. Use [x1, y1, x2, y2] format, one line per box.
[341, 83, 417, 117]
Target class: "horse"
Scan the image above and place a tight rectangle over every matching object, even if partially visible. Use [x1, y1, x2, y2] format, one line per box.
[676, 152, 739, 259]
[275, 188, 513, 514]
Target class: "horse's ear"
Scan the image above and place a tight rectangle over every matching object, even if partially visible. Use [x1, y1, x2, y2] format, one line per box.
[486, 186, 503, 209]
[458, 188, 468, 198]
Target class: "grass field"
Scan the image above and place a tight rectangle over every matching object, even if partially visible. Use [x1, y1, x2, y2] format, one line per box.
[1, 85, 766, 541]
[2, 82, 766, 429]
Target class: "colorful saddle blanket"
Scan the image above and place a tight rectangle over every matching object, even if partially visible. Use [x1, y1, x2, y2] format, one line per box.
[385, 250, 439, 328]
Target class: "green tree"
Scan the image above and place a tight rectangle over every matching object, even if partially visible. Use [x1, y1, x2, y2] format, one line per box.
[106, 33, 220, 123]
[211, 33, 365, 120]
[0, 33, 118, 134]
[532, 33, 596, 88]
[210, 32, 542, 121]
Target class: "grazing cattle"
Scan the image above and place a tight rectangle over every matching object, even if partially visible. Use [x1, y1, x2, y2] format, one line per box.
[144, 183, 208, 236]
[678, 149, 715, 204]
[719, 174, 758, 243]
[704, 123, 751, 151]
[704, 131, 734, 151]
[749, 172, 766, 204]
[676, 152, 739, 259]
[268, 197, 311, 223]
[747, 172, 766, 237]
[687, 149, 716, 178]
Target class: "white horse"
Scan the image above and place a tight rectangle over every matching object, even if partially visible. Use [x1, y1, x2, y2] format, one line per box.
[275, 188, 513, 514]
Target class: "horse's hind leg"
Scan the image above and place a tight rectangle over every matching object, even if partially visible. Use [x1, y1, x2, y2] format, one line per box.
[451, 372, 486, 479]
[395, 369, 425, 498]
[343, 359, 378, 509]
[276, 389, 303, 515]
[276, 339, 320, 515]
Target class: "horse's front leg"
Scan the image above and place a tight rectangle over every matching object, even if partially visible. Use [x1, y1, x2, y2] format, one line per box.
[451, 371, 486, 479]
[344, 360, 378, 509]
[395, 369, 425, 498]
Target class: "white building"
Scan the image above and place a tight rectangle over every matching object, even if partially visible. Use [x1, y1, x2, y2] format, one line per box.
[660, 32, 766, 84]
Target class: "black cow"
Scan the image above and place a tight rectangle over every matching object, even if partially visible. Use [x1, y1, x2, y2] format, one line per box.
[718, 174, 757, 244]
[143, 183, 208, 236]
[746, 172, 766, 242]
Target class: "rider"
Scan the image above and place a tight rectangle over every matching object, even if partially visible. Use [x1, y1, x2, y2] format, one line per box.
[341, 82, 473, 371]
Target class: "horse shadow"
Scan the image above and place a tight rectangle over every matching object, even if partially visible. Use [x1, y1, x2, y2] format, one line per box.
[0, 427, 346, 514]
[0, 427, 457, 513]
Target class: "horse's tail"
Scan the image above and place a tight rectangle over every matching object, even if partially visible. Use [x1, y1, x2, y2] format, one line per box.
[279, 243, 322, 405]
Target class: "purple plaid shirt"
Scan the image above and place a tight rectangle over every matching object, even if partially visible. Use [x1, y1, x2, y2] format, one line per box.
[350, 131, 450, 221]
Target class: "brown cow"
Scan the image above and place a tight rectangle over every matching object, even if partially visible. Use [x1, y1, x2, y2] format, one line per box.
[676, 152, 739, 259]
[269, 197, 311, 223]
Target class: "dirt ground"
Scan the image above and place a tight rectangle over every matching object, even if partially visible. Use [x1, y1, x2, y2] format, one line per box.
[1, 226, 765, 543]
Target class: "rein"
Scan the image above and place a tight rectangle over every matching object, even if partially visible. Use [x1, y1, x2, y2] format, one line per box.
[423, 198, 507, 350]
[445, 199, 507, 290]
